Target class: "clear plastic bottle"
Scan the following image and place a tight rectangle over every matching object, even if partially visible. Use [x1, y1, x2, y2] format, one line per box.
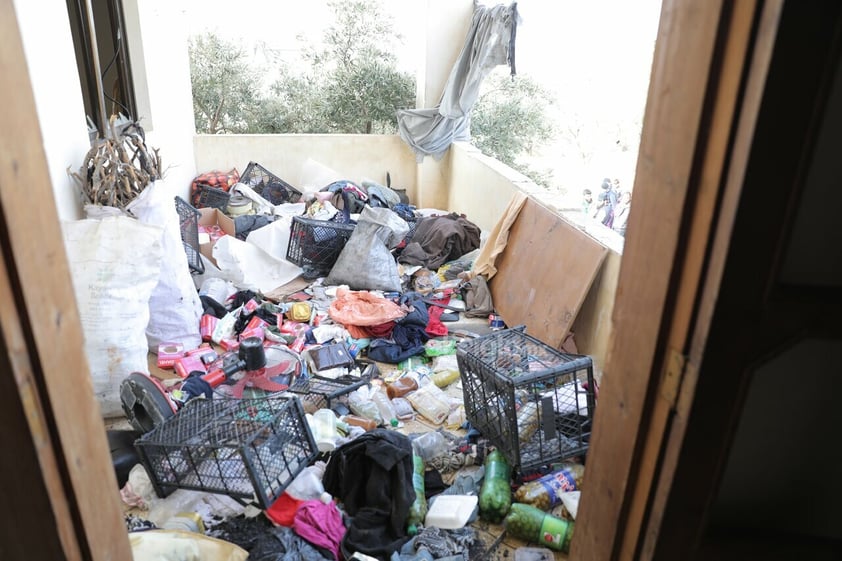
[310, 409, 339, 452]
[516, 401, 540, 443]
[285, 463, 332, 503]
[348, 386, 383, 425]
[411, 431, 450, 462]
[372, 389, 399, 427]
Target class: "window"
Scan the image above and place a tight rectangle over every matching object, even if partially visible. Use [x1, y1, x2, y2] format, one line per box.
[66, 0, 137, 138]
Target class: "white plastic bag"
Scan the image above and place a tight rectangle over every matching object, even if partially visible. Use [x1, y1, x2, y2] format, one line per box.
[127, 181, 203, 351]
[62, 216, 163, 418]
[244, 215, 297, 262]
[212, 235, 302, 293]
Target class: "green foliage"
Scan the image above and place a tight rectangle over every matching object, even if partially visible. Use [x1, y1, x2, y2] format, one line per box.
[189, 34, 259, 134]
[187, 1, 554, 178]
[266, 0, 415, 134]
[471, 72, 556, 175]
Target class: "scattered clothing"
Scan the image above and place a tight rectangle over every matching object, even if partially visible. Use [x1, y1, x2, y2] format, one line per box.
[398, 214, 481, 270]
[460, 275, 494, 318]
[367, 294, 430, 364]
[323, 429, 415, 561]
[266, 493, 303, 527]
[293, 500, 346, 561]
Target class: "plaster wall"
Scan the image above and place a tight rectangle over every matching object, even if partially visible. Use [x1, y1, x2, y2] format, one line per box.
[13, 0, 91, 221]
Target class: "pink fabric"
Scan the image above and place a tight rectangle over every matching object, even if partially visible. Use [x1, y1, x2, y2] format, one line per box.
[328, 288, 406, 327]
[293, 500, 346, 561]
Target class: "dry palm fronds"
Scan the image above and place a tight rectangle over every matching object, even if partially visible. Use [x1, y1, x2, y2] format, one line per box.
[68, 116, 162, 209]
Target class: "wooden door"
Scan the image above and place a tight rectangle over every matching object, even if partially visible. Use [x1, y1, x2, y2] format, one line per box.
[572, 1, 842, 560]
[0, 1, 132, 558]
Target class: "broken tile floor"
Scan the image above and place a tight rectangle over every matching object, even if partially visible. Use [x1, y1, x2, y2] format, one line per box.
[110, 277, 574, 560]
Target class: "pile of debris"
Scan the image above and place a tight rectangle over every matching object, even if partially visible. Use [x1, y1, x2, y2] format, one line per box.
[69, 159, 597, 561]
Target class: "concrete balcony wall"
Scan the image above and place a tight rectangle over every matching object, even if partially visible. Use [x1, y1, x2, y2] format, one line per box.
[193, 134, 420, 199]
[446, 142, 622, 375]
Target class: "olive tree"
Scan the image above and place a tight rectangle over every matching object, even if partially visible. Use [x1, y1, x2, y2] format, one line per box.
[264, 0, 415, 134]
[189, 34, 260, 134]
[471, 72, 557, 182]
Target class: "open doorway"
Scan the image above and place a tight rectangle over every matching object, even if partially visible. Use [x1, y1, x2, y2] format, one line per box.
[4, 1, 841, 560]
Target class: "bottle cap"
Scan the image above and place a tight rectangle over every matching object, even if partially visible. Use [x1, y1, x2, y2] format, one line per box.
[390, 418, 399, 427]
[320, 492, 333, 504]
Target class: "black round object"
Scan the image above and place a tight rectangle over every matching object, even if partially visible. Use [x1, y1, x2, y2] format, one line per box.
[119, 372, 176, 434]
[107, 429, 142, 488]
[239, 337, 267, 371]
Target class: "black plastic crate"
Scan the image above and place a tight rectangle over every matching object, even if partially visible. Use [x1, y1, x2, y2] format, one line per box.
[286, 215, 356, 276]
[457, 328, 596, 477]
[241, 161, 302, 205]
[197, 185, 231, 210]
[289, 374, 370, 413]
[175, 196, 204, 274]
[134, 395, 316, 509]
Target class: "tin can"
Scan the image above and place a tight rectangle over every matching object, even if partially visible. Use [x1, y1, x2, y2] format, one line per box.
[489, 314, 505, 330]
[200, 314, 218, 342]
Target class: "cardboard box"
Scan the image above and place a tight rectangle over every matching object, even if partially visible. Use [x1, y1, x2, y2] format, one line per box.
[198, 208, 236, 267]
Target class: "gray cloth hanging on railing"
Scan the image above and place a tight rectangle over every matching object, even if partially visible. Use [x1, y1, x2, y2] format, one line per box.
[397, 2, 518, 161]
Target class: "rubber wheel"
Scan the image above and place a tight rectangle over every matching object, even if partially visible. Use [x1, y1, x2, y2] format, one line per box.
[119, 372, 176, 434]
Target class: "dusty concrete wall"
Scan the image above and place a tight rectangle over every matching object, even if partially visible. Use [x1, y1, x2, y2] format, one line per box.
[193, 134, 419, 198]
[410, 0, 474, 211]
[130, 1, 198, 201]
[448, 143, 544, 230]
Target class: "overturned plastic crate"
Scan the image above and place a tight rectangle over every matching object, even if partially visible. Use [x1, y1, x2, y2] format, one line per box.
[286, 215, 355, 277]
[457, 327, 596, 477]
[134, 395, 316, 509]
[289, 374, 370, 413]
[241, 161, 302, 205]
[196, 185, 231, 210]
[175, 196, 204, 274]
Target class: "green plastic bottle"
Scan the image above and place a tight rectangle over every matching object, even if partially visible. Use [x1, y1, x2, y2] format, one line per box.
[504, 503, 575, 553]
[406, 452, 427, 535]
[478, 449, 512, 523]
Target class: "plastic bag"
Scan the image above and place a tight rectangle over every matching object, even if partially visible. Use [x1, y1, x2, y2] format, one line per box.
[130, 529, 248, 561]
[127, 181, 203, 351]
[325, 207, 409, 292]
[328, 287, 406, 326]
[62, 216, 163, 417]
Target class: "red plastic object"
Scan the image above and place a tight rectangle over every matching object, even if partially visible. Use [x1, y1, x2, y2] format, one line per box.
[265, 493, 303, 527]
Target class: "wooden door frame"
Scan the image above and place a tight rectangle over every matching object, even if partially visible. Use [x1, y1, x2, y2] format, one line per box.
[0, 1, 132, 559]
[573, 1, 842, 560]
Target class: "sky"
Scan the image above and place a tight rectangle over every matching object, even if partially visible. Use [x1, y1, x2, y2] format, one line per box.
[179, 0, 663, 197]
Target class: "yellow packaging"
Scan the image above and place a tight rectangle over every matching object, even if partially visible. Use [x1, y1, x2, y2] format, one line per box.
[286, 302, 312, 322]
[431, 369, 460, 388]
